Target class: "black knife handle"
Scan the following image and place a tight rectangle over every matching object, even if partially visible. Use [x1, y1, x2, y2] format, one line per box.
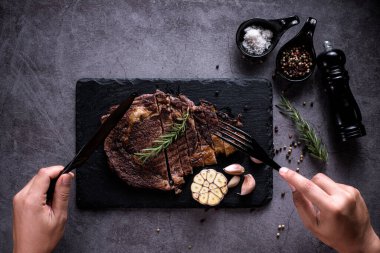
[46, 164, 73, 203]
[46, 178, 57, 203]
[46, 169, 65, 203]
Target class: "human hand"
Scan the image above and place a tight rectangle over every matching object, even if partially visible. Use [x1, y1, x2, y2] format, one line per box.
[13, 166, 74, 253]
[279, 167, 380, 253]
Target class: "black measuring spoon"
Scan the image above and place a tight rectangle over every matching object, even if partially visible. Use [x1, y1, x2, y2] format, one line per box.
[275, 17, 317, 82]
[236, 15, 300, 60]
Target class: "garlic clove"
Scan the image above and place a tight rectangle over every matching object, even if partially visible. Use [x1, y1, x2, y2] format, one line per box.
[227, 176, 241, 188]
[223, 164, 245, 175]
[238, 174, 256, 196]
[250, 156, 263, 164]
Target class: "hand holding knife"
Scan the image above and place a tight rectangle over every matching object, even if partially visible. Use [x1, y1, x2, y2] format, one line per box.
[47, 92, 138, 201]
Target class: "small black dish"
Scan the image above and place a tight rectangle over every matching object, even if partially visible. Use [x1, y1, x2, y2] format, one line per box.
[275, 17, 317, 82]
[236, 15, 300, 60]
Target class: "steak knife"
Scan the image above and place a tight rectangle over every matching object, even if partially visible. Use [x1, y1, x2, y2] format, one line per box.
[47, 92, 138, 201]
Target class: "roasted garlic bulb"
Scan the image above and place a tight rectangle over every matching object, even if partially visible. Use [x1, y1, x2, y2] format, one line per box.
[191, 169, 228, 206]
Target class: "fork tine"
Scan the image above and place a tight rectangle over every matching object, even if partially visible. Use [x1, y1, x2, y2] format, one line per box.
[218, 125, 249, 142]
[212, 131, 252, 155]
[220, 120, 268, 156]
[220, 120, 253, 140]
[216, 122, 281, 171]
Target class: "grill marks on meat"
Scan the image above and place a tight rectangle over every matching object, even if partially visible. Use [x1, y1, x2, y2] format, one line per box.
[178, 95, 199, 170]
[102, 94, 171, 191]
[169, 96, 194, 176]
[102, 90, 239, 192]
[155, 91, 185, 192]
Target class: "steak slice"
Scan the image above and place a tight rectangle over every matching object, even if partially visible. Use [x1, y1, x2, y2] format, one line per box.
[155, 91, 185, 191]
[192, 106, 217, 166]
[102, 94, 171, 190]
[169, 96, 194, 175]
[198, 101, 226, 157]
[178, 95, 204, 168]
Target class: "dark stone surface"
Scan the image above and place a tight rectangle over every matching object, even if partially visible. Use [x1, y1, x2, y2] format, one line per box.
[76, 78, 273, 208]
[0, 0, 379, 252]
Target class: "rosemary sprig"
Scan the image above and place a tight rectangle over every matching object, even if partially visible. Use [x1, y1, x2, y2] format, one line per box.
[134, 108, 190, 163]
[276, 96, 328, 162]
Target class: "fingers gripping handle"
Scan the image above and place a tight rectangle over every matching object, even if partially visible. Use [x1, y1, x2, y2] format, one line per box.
[46, 169, 65, 203]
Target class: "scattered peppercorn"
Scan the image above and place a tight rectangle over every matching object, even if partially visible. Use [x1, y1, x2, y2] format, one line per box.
[289, 134, 292, 139]
[188, 245, 192, 249]
[310, 102, 314, 107]
[280, 45, 313, 78]
[276, 232, 280, 238]
[200, 218, 206, 223]
[274, 126, 278, 133]
[303, 101, 306, 106]
[278, 225, 282, 230]
[296, 168, 300, 173]
[281, 192, 286, 198]
[214, 91, 219, 97]
[156, 228, 160, 233]
[216, 65, 219, 70]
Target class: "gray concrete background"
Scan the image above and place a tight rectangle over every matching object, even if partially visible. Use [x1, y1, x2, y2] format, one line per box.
[0, 0, 379, 252]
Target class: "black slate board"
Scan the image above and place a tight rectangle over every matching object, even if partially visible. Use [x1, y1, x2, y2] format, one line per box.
[76, 78, 273, 208]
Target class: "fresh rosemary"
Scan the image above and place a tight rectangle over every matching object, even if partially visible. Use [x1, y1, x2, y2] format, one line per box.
[276, 96, 328, 162]
[134, 108, 190, 163]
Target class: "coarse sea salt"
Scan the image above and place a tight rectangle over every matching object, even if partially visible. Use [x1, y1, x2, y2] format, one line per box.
[242, 26, 273, 55]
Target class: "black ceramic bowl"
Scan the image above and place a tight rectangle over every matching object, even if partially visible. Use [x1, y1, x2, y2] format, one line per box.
[276, 17, 317, 82]
[236, 16, 299, 60]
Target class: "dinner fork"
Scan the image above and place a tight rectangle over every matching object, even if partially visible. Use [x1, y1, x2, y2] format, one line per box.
[212, 120, 281, 171]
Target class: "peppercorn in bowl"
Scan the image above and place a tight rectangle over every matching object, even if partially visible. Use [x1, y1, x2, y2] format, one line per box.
[275, 17, 317, 82]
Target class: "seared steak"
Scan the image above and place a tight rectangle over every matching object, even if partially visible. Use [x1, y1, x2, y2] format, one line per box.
[102, 90, 240, 192]
[102, 94, 171, 191]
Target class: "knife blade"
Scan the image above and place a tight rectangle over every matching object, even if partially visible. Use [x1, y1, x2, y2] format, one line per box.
[47, 92, 138, 201]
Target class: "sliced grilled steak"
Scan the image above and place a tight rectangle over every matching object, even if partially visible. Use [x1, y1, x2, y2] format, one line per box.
[178, 95, 204, 168]
[155, 91, 185, 191]
[169, 96, 194, 175]
[102, 94, 171, 190]
[102, 90, 239, 192]
[192, 106, 217, 166]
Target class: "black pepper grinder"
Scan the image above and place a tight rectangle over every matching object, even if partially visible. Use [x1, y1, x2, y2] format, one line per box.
[317, 41, 366, 142]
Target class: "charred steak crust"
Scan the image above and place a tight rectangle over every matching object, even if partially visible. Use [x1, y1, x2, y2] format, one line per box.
[102, 94, 171, 191]
[169, 96, 194, 176]
[155, 91, 185, 191]
[102, 90, 240, 192]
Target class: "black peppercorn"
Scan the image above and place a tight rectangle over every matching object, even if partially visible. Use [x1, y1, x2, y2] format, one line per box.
[280, 46, 313, 78]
